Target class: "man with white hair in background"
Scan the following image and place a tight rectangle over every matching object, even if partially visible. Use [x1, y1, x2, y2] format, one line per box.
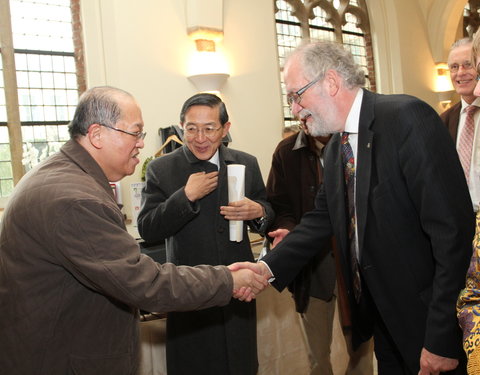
[441, 37, 480, 211]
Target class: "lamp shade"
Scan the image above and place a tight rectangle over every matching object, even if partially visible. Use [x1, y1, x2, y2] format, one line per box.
[187, 73, 229, 92]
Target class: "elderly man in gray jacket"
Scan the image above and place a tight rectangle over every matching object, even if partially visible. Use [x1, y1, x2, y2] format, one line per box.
[0, 86, 266, 375]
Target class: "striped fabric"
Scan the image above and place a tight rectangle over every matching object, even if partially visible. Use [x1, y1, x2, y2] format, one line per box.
[457, 105, 478, 184]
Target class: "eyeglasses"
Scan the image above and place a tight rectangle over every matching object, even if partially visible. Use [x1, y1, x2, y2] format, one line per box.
[184, 125, 223, 138]
[448, 61, 474, 73]
[286, 78, 321, 107]
[98, 123, 146, 140]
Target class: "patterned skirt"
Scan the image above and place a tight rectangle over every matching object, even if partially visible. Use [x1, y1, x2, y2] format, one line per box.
[457, 212, 480, 374]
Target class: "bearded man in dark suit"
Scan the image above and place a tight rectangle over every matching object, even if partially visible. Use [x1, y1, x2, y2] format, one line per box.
[234, 41, 475, 374]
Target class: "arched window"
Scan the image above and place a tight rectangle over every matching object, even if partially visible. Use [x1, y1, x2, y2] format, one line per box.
[0, 0, 85, 198]
[275, 0, 375, 127]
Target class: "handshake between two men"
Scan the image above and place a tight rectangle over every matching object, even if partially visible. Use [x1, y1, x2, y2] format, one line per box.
[228, 261, 272, 302]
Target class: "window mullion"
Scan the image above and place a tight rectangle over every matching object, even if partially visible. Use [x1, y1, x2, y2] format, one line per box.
[0, 0, 24, 184]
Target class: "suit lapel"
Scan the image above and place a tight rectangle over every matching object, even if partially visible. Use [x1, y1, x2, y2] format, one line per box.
[356, 90, 375, 261]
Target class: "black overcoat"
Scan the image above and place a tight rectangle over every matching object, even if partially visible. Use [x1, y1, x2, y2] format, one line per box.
[138, 144, 273, 375]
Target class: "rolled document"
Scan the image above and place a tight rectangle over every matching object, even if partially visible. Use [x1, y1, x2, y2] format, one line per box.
[227, 164, 245, 242]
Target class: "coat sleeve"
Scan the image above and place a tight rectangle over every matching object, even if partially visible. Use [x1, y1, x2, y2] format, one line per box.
[261, 185, 332, 291]
[244, 156, 275, 235]
[137, 160, 198, 243]
[54, 199, 233, 313]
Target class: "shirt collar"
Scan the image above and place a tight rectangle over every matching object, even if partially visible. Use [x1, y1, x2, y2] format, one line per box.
[461, 97, 480, 112]
[292, 130, 308, 150]
[344, 88, 363, 134]
[208, 149, 220, 168]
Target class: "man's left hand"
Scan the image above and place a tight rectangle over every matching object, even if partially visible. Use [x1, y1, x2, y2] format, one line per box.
[220, 198, 264, 221]
[418, 348, 458, 375]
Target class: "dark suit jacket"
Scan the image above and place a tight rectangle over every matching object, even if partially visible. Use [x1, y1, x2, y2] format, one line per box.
[440, 101, 461, 141]
[261, 89, 475, 373]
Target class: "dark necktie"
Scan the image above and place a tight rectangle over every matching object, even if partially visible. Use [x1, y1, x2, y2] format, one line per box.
[197, 160, 218, 173]
[341, 132, 361, 302]
[458, 105, 478, 184]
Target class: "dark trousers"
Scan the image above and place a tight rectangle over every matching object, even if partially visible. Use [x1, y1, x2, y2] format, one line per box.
[359, 282, 466, 375]
[372, 306, 413, 375]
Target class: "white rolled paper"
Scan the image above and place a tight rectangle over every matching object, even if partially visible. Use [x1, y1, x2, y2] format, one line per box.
[227, 164, 246, 242]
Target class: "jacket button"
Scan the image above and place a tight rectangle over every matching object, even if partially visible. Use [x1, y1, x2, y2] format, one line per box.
[217, 226, 224, 233]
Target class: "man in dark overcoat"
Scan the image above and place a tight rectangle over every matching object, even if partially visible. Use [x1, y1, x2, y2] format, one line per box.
[138, 93, 273, 375]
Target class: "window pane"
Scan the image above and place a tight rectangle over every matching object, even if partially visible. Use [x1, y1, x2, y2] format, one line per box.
[1, 179, 14, 197]
[31, 106, 45, 122]
[0, 161, 13, 178]
[16, 71, 29, 87]
[55, 106, 69, 121]
[27, 54, 41, 71]
[0, 144, 11, 161]
[22, 126, 34, 143]
[29, 72, 42, 88]
[44, 106, 57, 120]
[55, 90, 67, 105]
[19, 106, 32, 121]
[58, 125, 69, 141]
[10, 0, 73, 52]
[0, 106, 6, 122]
[41, 72, 54, 88]
[33, 126, 47, 141]
[39, 55, 53, 71]
[66, 73, 77, 89]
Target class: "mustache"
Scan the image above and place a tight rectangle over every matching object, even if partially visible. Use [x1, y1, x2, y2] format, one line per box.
[298, 109, 312, 122]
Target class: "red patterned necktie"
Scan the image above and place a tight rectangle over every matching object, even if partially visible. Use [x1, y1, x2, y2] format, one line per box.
[458, 105, 478, 184]
[341, 132, 361, 302]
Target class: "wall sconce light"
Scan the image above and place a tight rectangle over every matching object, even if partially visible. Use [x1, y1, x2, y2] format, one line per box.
[187, 27, 230, 93]
[434, 64, 454, 108]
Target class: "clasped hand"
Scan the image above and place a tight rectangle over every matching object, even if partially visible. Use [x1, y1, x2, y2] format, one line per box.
[228, 262, 272, 302]
[220, 198, 264, 221]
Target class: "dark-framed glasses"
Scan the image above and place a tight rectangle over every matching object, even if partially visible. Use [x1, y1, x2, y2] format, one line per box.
[184, 124, 222, 138]
[448, 61, 474, 73]
[98, 123, 146, 140]
[286, 78, 321, 107]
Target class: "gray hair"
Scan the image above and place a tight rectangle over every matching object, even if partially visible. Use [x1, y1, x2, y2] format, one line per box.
[68, 86, 133, 139]
[291, 41, 366, 89]
[450, 37, 473, 51]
